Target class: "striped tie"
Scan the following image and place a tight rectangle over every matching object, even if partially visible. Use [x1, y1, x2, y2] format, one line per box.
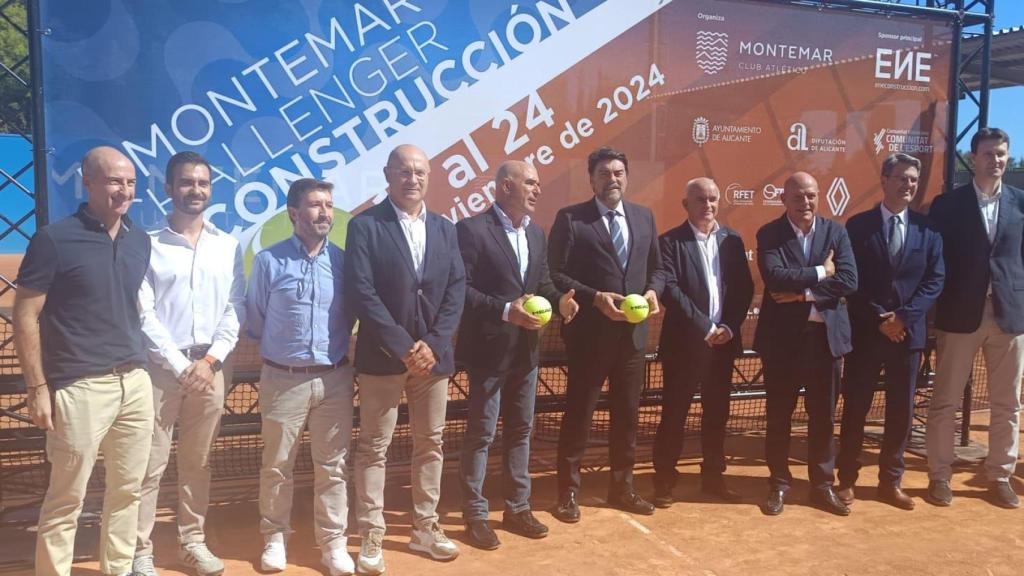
[606, 210, 627, 268]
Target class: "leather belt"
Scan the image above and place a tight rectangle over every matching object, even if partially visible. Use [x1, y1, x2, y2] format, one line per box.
[263, 357, 348, 374]
[180, 344, 212, 361]
[110, 362, 144, 375]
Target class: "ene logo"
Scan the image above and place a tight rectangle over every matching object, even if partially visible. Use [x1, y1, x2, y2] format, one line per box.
[875, 48, 932, 83]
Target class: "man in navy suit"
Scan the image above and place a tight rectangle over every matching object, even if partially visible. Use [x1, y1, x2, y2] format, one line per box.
[651, 177, 753, 508]
[926, 127, 1024, 509]
[754, 172, 858, 516]
[456, 160, 578, 550]
[548, 146, 662, 522]
[837, 154, 944, 510]
[345, 144, 466, 573]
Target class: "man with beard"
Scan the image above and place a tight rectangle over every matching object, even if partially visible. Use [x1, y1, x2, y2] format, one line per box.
[456, 160, 578, 549]
[548, 146, 661, 523]
[131, 152, 245, 576]
[246, 178, 355, 575]
[16, 146, 153, 576]
[346, 144, 465, 573]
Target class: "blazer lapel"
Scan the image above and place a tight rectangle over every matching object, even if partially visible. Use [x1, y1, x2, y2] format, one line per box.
[588, 201, 621, 270]
[524, 224, 542, 288]
[682, 225, 711, 308]
[780, 216, 807, 266]
[990, 185, 1018, 254]
[486, 208, 525, 288]
[809, 216, 828, 265]
[423, 213, 441, 280]
[895, 213, 918, 269]
[622, 202, 643, 274]
[381, 203, 418, 280]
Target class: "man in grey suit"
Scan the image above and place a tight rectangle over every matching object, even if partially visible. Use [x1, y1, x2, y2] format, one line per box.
[926, 127, 1024, 509]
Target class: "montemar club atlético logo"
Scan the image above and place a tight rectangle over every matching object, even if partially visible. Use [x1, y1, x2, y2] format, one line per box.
[696, 30, 728, 74]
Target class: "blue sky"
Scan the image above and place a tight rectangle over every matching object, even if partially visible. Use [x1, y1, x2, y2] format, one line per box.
[961, 3, 1024, 155]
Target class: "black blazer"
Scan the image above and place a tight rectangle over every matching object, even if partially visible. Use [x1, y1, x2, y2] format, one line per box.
[344, 200, 466, 376]
[753, 214, 858, 358]
[656, 222, 754, 356]
[846, 207, 944, 350]
[929, 183, 1024, 334]
[548, 199, 660, 351]
[455, 206, 562, 374]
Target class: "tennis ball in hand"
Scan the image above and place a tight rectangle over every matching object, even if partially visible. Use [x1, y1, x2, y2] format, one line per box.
[620, 293, 650, 323]
[523, 295, 552, 326]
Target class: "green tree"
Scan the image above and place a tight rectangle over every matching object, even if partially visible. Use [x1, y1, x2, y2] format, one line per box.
[0, 0, 30, 136]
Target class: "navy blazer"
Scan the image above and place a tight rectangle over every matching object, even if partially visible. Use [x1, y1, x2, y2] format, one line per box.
[845, 207, 944, 350]
[455, 206, 562, 374]
[929, 183, 1024, 334]
[753, 214, 858, 358]
[344, 200, 466, 376]
[656, 222, 754, 356]
[548, 199, 661, 352]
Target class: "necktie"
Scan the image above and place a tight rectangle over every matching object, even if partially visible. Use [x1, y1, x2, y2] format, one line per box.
[606, 210, 627, 268]
[888, 214, 903, 264]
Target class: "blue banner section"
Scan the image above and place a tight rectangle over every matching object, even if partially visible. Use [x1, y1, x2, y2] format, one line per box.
[38, 0, 603, 237]
[0, 134, 35, 253]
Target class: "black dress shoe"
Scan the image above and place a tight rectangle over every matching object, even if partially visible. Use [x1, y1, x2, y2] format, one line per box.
[651, 491, 674, 509]
[762, 489, 785, 516]
[702, 480, 742, 502]
[809, 488, 851, 516]
[607, 491, 655, 515]
[465, 519, 500, 550]
[503, 510, 549, 539]
[989, 481, 1020, 509]
[552, 492, 580, 523]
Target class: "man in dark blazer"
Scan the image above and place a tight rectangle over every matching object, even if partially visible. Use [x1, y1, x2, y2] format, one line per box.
[456, 160, 578, 550]
[651, 177, 753, 508]
[345, 144, 466, 573]
[926, 127, 1024, 509]
[837, 154, 944, 510]
[548, 146, 662, 522]
[754, 171, 858, 516]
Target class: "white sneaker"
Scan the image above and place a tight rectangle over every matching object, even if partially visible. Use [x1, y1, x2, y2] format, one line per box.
[321, 544, 355, 576]
[131, 555, 158, 576]
[357, 529, 386, 575]
[179, 542, 224, 576]
[409, 523, 459, 561]
[260, 541, 287, 572]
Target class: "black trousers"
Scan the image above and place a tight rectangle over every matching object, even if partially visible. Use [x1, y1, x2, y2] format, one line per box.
[652, 344, 734, 492]
[557, 326, 645, 497]
[764, 322, 841, 491]
[837, 334, 921, 486]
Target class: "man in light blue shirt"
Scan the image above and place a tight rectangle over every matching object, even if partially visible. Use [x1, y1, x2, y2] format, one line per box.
[246, 178, 355, 576]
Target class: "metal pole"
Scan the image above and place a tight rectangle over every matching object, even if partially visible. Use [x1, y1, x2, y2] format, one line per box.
[945, 12, 963, 194]
[27, 0, 49, 227]
[978, 0, 995, 128]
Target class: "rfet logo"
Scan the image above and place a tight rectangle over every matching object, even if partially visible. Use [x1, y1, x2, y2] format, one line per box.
[874, 48, 932, 82]
[696, 31, 728, 75]
[725, 182, 755, 205]
[826, 177, 850, 216]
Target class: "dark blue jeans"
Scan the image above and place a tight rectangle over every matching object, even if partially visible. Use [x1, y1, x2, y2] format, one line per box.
[459, 366, 538, 521]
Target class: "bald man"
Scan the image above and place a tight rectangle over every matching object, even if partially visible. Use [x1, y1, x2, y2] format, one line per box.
[345, 144, 466, 572]
[651, 178, 753, 508]
[15, 146, 154, 576]
[455, 161, 577, 549]
[753, 172, 857, 517]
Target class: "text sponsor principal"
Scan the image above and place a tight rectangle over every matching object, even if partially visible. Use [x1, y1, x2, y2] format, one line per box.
[692, 116, 763, 146]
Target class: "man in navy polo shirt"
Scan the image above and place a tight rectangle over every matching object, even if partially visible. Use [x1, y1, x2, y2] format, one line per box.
[15, 146, 153, 576]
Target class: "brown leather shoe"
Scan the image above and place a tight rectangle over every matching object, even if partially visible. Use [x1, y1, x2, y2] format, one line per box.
[878, 484, 915, 510]
[835, 484, 855, 506]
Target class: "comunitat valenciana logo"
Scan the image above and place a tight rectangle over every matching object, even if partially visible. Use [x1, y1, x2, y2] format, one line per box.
[696, 30, 728, 75]
[826, 177, 850, 216]
[873, 128, 935, 155]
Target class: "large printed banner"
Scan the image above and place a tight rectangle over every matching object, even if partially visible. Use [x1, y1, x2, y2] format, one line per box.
[38, 0, 953, 299]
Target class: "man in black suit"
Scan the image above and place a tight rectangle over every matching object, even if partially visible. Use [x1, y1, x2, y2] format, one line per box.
[926, 127, 1024, 509]
[837, 154, 944, 510]
[345, 144, 466, 573]
[456, 160, 578, 550]
[548, 146, 662, 522]
[754, 171, 858, 516]
[651, 177, 753, 508]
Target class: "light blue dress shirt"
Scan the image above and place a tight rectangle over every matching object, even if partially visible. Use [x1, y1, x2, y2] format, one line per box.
[245, 235, 351, 366]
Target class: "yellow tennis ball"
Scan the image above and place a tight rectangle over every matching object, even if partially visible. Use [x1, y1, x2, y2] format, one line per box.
[523, 295, 552, 325]
[620, 293, 650, 323]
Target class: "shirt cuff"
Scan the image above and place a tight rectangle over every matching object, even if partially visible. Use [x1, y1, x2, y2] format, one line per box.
[815, 265, 826, 282]
[704, 322, 717, 341]
[804, 288, 816, 302]
[207, 341, 232, 364]
[721, 324, 734, 340]
[167, 351, 192, 378]
[502, 302, 512, 322]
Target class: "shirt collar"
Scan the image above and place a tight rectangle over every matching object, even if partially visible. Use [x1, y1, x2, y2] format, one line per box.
[75, 202, 133, 233]
[157, 219, 222, 242]
[972, 179, 1002, 204]
[493, 203, 530, 232]
[786, 215, 816, 238]
[687, 220, 720, 241]
[389, 198, 426, 223]
[879, 203, 908, 224]
[289, 234, 329, 259]
[594, 197, 624, 218]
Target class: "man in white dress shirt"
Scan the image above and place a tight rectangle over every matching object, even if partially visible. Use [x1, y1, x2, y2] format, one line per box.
[133, 151, 245, 576]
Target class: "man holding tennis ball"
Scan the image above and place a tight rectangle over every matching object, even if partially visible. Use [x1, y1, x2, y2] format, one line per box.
[455, 161, 578, 550]
[548, 146, 662, 522]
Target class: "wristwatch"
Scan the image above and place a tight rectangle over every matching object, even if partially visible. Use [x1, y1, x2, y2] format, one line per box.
[203, 354, 223, 372]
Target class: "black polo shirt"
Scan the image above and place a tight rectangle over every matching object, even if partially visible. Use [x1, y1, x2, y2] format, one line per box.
[17, 203, 151, 389]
